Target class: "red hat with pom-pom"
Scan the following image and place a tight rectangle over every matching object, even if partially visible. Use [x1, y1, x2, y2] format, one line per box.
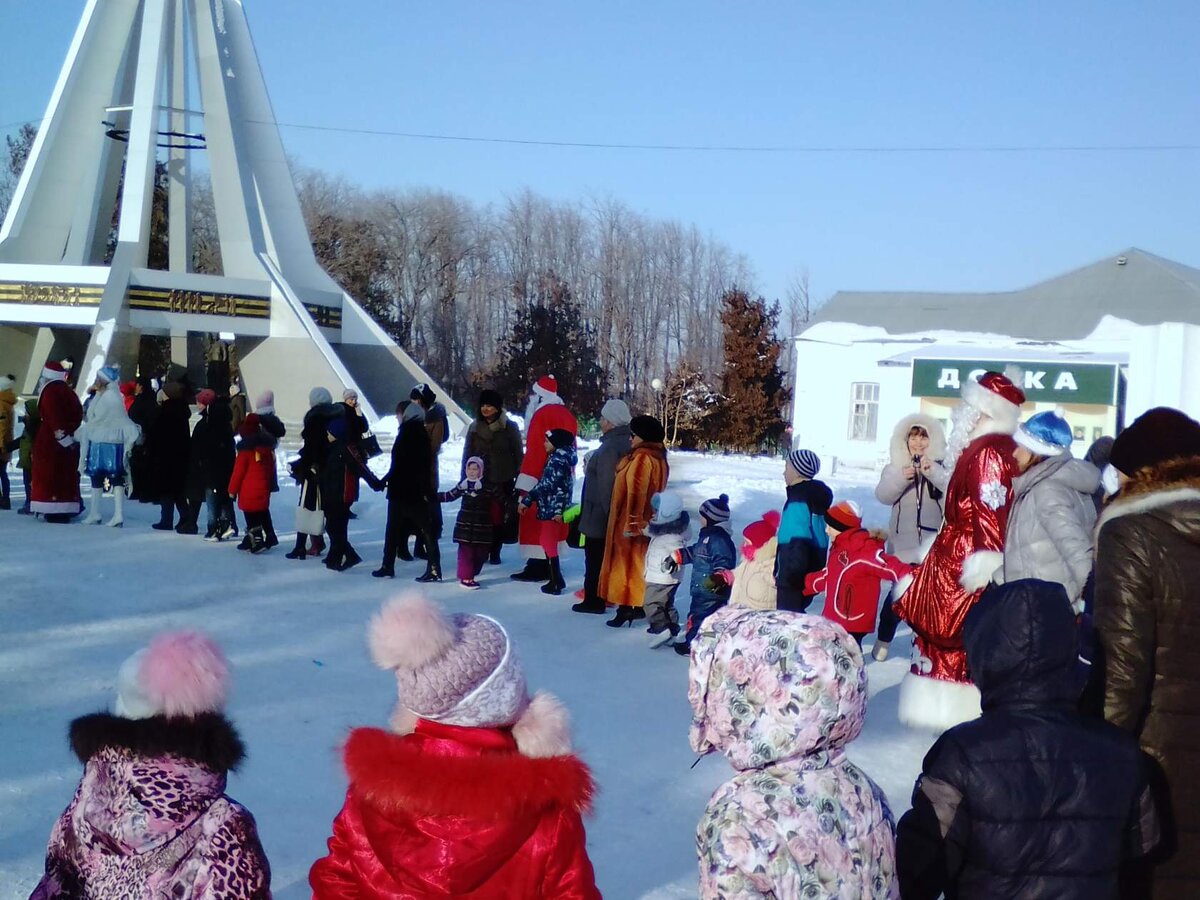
[741, 510, 781, 557]
[962, 367, 1026, 433]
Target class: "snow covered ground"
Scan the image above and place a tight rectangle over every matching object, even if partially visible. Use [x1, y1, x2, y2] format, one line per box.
[0, 442, 932, 898]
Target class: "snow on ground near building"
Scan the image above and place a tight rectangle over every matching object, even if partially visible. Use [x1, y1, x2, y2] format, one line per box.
[0, 442, 931, 898]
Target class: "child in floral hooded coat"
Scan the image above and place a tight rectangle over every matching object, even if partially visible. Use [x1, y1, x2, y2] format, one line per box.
[689, 606, 898, 898]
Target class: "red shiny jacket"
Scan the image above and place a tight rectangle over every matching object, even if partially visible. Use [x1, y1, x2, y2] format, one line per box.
[310, 720, 600, 899]
[805, 528, 910, 635]
[894, 431, 1018, 681]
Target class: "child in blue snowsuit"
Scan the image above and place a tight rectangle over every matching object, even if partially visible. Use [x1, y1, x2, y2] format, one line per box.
[775, 449, 833, 612]
[667, 493, 738, 656]
[519, 428, 577, 596]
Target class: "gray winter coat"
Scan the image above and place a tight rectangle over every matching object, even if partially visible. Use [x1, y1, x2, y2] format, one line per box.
[875, 413, 949, 563]
[996, 454, 1099, 609]
[578, 424, 632, 539]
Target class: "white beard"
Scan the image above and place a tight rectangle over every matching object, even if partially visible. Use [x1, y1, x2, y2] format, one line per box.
[943, 403, 983, 476]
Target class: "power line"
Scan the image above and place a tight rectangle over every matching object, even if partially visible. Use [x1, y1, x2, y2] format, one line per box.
[5, 114, 1198, 154]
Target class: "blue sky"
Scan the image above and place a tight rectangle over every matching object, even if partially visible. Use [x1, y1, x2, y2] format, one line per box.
[2, 1, 1198, 306]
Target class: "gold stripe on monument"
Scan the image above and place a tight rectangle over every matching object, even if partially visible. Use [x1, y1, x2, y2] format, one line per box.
[127, 288, 271, 318]
[0, 283, 103, 306]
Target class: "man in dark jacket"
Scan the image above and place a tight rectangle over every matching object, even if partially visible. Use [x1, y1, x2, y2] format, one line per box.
[187, 389, 237, 541]
[1095, 407, 1200, 898]
[411, 383, 449, 557]
[897, 578, 1160, 899]
[572, 399, 633, 614]
[374, 401, 441, 582]
[147, 380, 193, 531]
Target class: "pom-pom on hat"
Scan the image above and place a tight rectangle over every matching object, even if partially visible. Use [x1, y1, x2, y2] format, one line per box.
[600, 398, 632, 427]
[97, 365, 120, 384]
[630, 414, 666, 443]
[742, 510, 782, 559]
[825, 500, 863, 532]
[1015, 410, 1074, 457]
[532, 375, 559, 398]
[367, 594, 575, 757]
[115, 631, 230, 720]
[195, 388, 217, 408]
[700, 494, 731, 524]
[787, 449, 821, 479]
[962, 368, 1026, 432]
[546, 428, 575, 450]
[1110, 407, 1200, 476]
[255, 390, 275, 413]
[651, 490, 685, 524]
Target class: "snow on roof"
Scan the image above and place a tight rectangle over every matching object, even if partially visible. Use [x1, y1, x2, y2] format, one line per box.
[808, 248, 1200, 341]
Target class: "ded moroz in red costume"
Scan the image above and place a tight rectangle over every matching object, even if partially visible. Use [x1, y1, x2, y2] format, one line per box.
[31, 361, 84, 517]
[514, 376, 578, 559]
[893, 369, 1025, 732]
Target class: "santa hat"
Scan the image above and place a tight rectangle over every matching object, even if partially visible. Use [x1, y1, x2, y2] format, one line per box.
[368, 593, 572, 757]
[41, 361, 68, 382]
[255, 390, 275, 414]
[1015, 409, 1074, 457]
[825, 500, 863, 532]
[115, 631, 230, 720]
[532, 375, 559, 398]
[961, 369, 1026, 432]
[97, 365, 120, 384]
[741, 510, 781, 561]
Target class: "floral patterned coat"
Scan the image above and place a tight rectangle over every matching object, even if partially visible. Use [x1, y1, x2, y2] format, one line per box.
[689, 607, 898, 899]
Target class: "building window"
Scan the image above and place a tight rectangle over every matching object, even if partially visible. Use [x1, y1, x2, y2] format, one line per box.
[848, 383, 880, 441]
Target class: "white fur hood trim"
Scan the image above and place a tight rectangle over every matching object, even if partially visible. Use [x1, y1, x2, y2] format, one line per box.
[1096, 486, 1200, 533]
[889, 413, 948, 467]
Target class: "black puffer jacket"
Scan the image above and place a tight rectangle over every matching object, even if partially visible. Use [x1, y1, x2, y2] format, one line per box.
[383, 418, 432, 505]
[897, 579, 1159, 900]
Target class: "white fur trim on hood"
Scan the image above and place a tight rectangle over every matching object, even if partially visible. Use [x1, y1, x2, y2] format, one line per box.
[1096, 486, 1200, 534]
[888, 413, 948, 467]
[898, 671, 982, 733]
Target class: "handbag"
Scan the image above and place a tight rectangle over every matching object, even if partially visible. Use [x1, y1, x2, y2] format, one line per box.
[295, 481, 325, 534]
[360, 430, 383, 459]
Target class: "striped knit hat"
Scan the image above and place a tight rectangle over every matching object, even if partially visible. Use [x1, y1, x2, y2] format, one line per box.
[786, 449, 821, 480]
[700, 494, 731, 524]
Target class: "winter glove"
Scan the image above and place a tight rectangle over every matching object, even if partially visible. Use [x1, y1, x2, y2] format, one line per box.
[562, 503, 582, 525]
[55, 429, 77, 448]
[663, 557, 679, 575]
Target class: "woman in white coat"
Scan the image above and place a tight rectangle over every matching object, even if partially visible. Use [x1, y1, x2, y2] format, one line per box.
[77, 366, 141, 526]
[872, 413, 948, 660]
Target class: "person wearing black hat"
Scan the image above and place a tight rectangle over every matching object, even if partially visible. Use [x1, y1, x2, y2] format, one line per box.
[461, 389, 524, 565]
[410, 383, 449, 559]
[1092, 406, 1200, 896]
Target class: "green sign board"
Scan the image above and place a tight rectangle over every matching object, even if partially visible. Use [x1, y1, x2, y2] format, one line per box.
[911, 358, 1119, 405]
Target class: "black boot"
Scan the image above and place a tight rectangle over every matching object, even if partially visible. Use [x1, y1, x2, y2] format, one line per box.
[286, 534, 307, 559]
[152, 500, 174, 530]
[541, 557, 566, 595]
[488, 544, 502, 565]
[572, 597, 607, 614]
[415, 564, 442, 583]
[606, 606, 646, 628]
[338, 548, 363, 571]
[372, 565, 395, 578]
[413, 538, 428, 560]
[510, 559, 550, 582]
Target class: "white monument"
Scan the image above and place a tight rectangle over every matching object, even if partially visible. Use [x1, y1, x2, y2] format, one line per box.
[0, 0, 468, 430]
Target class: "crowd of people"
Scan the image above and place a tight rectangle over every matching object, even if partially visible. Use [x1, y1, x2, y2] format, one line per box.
[11, 357, 1200, 898]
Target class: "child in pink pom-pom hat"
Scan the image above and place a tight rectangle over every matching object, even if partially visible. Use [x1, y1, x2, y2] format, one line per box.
[30, 631, 271, 899]
[310, 592, 600, 899]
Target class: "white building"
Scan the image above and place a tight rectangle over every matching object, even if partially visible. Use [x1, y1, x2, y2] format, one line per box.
[790, 248, 1200, 470]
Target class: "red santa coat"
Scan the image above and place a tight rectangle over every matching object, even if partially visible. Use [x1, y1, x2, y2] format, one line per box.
[309, 721, 599, 900]
[227, 444, 275, 513]
[805, 528, 910, 635]
[894, 431, 1018, 683]
[514, 400, 577, 557]
[31, 378, 83, 516]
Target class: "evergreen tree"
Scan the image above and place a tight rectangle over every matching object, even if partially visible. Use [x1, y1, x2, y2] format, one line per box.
[488, 274, 606, 417]
[709, 288, 790, 452]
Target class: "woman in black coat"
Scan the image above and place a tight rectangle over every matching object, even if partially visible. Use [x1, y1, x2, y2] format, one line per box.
[319, 414, 377, 572]
[186, 391, 237, 540]
[147, 381, 193, 532]
[373, 401, 441, 582]
[460, 389, 524, 564]
[127, 376, 159, 503]
[286, 388, 340, 559]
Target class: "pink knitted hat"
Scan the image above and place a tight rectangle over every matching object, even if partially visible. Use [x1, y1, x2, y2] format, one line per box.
[115, 631, 230, 720]
[368, 593, 573, 757]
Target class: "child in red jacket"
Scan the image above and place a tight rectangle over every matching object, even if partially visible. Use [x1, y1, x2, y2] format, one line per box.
[228, 414, 277, 553]
[310, 593, 600, 899]
[805, 500, 911, 647]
